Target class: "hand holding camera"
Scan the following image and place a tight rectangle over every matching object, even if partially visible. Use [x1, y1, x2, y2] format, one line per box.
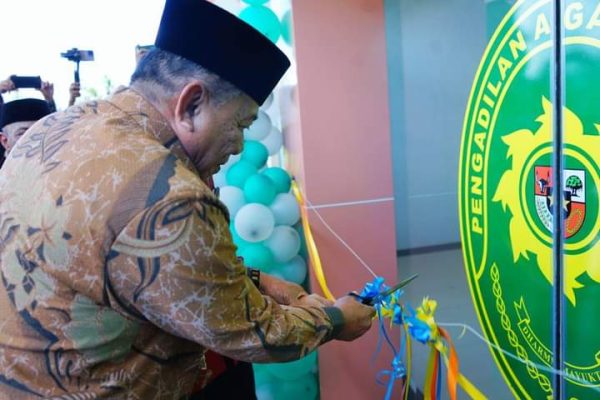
[0, 77, 16, 94]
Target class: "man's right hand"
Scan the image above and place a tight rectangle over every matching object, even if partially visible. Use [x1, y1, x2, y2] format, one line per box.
[68, 82, 81, 106]
[333, 295, 376, 341]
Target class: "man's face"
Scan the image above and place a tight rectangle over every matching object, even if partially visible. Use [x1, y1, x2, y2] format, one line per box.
[0, 121, 35, 153]
[175, 91, 258, 179]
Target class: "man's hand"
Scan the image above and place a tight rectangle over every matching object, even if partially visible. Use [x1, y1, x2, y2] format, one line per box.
[259, 272, 307, 305]
[39, 81, 54, 102]
[0, 78, 15, 94]
[292, 293, 334, 308]
[332, 295, 375, 341]
[68, 82, 81, 106]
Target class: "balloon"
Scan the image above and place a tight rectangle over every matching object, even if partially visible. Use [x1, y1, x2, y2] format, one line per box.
[213, 0, 244, 14]
[264, 226, 300, 264]
[262, 167, 291, 193]
[268, 375, 318, 400]
[261, 127, 283, 155]
[269, 193, 300, 225]
[226, 160, 257, 188]
[230, 225, 250, 251]
[239, 243, 274, 271]
[244, 174, 277, 205]
[239, 6, 281, 43]
[267, 352, 317, 380]
[262, 93, 274, 109]
[255, 385, 276, 400]
[275, 255, 307, 285]
[242, 140, 269, 168]
[241, 0, 268, 5]
[281, 10, 293, 46]
[244, 110, 272, 141]
[235, 203, 275, 242]
[213, 169, 227, 188]
[222, 153, 241, 172]
[219, 186, 246, 218]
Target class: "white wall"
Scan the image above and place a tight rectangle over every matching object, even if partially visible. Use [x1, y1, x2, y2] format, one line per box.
[385, 0, 488, 251]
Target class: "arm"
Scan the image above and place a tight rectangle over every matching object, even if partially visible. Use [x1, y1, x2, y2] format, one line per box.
[105, 197, 344, 363]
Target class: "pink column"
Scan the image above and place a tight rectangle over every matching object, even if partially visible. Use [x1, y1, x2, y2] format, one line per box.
[284, 1, 398, 398]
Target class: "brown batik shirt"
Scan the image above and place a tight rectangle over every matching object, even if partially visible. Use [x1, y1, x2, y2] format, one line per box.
[0, 88, 342, 399]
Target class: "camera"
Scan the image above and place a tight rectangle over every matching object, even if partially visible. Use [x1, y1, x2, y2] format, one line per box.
[10, 75, 42, 89]
[60, 48, 94, 62]
[60, 48, 95, 83]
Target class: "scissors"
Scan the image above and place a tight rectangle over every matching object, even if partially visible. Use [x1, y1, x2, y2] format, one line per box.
[349, 274, 419, 306]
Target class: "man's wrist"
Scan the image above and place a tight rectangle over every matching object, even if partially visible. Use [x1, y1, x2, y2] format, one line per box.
[323, 307, 345, 341]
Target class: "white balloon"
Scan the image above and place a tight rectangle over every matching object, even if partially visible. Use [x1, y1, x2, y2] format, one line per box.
[222, 153, 241, 172]
[261, 127, 283, 156]
[262, 92, 274, 109]
[219, 186, 246, 218]
[235, 203, 275, 242]
[269, 193, 300, 226]
[244, 110, 272, 141]
[264, 226, 301, 264]
[213, 170, 227, 188]
[277, 255, 307, 285]
[212, 0, 243, 15]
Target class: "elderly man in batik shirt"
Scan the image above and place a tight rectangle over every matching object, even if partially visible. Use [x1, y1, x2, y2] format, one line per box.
[0, 1, 375, 399]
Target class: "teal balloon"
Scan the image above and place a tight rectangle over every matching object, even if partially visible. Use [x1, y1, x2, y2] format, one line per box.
[281, 10, 293, 46]
[226, 160, 258, 188]
[239, 6, 281, 43]
[262, 167, 291, 193]
[244, 174, 277, 205]
[242, 140, 269, 168]
[239, 243, 274, 271]
[262, 374, 318, 400]
[253, 364, 276, 387]
[266, 351, 317, 380]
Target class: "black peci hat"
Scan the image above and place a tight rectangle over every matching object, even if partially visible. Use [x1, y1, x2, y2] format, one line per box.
[155, 0, 290, 105]
[0, 99, 51, 129]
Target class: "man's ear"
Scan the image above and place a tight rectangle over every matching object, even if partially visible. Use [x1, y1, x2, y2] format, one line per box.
[0, 132, 8, 150]
[173, 81, 208, 133]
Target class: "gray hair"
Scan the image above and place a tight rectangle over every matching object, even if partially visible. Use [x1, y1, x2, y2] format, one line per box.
[130, 48, 242, 106]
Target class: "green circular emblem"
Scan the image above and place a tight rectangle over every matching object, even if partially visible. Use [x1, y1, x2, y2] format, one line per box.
[459, 1, 600, 398]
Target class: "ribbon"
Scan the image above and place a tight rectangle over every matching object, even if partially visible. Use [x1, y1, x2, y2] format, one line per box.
[406, 298, 487, 400]
[291, 180, 335, 300]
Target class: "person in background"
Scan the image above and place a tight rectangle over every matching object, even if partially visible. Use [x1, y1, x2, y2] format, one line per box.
[135, 44, 156, 65]
[68, 81, 81, 106]
[0, 98, 51, 155]
[0, 75, 79, 110]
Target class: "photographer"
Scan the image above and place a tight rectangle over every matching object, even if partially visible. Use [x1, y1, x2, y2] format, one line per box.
[0, 75, 78, 110]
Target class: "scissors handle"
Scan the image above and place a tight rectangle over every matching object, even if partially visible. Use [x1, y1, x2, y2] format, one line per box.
[348, 292, 375, 306]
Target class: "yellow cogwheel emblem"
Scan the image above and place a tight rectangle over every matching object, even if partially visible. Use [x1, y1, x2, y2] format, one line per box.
[493, 96, 600, 305]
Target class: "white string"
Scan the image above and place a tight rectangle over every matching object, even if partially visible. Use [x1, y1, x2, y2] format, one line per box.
[306, 197, 394, 210]
[297, 185, 598, 393]
[438, 322, 600, 393]
[302, 196, 378, 278]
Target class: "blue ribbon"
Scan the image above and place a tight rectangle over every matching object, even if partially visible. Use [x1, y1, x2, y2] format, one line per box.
[360, 277, 407, 400]
[404, 305, 432, 344]
[377, 354, 406, 400]
[359, 276, 389, 302]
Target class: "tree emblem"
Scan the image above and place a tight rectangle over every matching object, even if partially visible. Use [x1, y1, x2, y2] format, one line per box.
[566, 175, 583, 197]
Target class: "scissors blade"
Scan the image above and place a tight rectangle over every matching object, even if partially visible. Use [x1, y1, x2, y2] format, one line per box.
[377, 273, 419, 299]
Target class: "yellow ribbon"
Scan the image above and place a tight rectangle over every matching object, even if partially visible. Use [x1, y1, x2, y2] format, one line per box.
[291, 180, 335, 300]
[414, 299, 487, 400]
